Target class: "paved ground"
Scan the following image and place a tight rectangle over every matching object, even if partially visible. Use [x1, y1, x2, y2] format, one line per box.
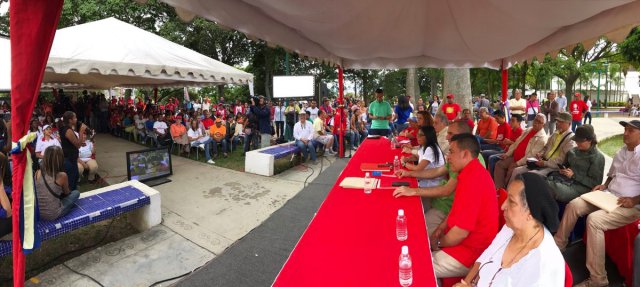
[26, 134, 337, 287]
[25, 116, 632, 287]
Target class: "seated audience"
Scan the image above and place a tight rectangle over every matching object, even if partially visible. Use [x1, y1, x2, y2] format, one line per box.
[293, 111, 317, 164]
[434, 112, 450, 155]
[77, 129, 99, 183]
[554, 120, 640, 287]
[187, 118, 214, 164]
[351, 108, 367, 147]
[475, 107, 498, 142]
[429, 133, 498, 280]
[134, 112, 146, 143]
[460, 108, 475, 131]
[35, 146, 80, 221]
[485, 114, 524, 176]
[313, 110, 336, 155]
[453, 173, 564, 287]
[395, 121, 485, 236]
[546, 125, 604, 203]
[510, 112, 575, 182]
[493, 114, 547, 190]
[480, 110, 511, 157]
[153, 113, 170, 145]
[170, 116, 190, 154]
[35, 125, 61, 159]
[398, 117, 419, 147]
[404, 126, 445, 188]
[209, 118, 228, 158]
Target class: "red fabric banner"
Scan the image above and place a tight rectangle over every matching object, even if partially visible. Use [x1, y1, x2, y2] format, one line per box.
[10, 0, 64, 285]
[274, 138, 437, 286]
[501, 62, 508, 102]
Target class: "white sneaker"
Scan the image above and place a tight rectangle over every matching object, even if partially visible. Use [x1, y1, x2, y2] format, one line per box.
[199, 144, 205, 150]
[207, 159, 215, 164]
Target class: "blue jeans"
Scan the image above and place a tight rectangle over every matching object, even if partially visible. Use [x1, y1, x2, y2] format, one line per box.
[64, 159, 79, 191]
[191, 138, 213, 161]
[571, 120, 582, 132]
[583, 112, 592, 125]
[349, 131, 360, 148]
[295, 139, 317, 161]
[212, 138, 228, 155]
[484, 152, 503, 176]
[244, 133, 258, 152]
[60, 190, 80, 217]
[358, 130, 368, 145]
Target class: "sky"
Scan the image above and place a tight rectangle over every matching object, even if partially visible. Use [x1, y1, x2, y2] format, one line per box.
[0, 1, 7, 15]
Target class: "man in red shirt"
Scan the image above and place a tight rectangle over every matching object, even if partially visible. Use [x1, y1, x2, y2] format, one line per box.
[431, 133, 499, 280]
[475, 107, 498, 142]
[320, 98, 334, 125]
[569, 92, 587, 132]
[480, 110, 511, 164]
[201, 109, 215, 130]
[441, 94, 461, 121]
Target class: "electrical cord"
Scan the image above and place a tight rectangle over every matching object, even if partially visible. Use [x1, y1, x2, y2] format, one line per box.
[62, 263, 105, 287]
[148, 261, 209, 287]
[0, 217, 117, 283]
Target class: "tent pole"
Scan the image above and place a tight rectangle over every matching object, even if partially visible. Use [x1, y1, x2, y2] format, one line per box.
[338, 66, 344, 158]
[501, 61, 508, 117]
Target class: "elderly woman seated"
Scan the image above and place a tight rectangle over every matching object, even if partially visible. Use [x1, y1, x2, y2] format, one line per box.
[453, 173, 565, 287]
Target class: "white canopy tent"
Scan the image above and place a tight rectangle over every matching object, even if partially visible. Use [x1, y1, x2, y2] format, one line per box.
[0, 17, 253, 91]
[151, 0, 640, 69]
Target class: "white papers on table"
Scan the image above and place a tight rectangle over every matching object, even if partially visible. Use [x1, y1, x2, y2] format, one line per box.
[339, 177, 380, 189]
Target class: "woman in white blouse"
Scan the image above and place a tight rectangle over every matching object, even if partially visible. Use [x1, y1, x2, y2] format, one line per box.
[77, 129, 99, 184]
[454, 173, 565, 287]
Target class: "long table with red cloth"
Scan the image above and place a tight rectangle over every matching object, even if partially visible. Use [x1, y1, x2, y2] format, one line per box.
[273, 137, 437, 286]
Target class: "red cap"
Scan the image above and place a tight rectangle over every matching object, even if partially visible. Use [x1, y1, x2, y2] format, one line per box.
[446, 94, 454, 99]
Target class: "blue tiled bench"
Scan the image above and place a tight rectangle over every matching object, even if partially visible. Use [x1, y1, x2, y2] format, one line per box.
[245, 143, 302, 176]
[0, 180, 161, 257]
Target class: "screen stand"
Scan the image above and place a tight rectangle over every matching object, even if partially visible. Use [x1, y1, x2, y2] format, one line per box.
[142, 177, 172, 187]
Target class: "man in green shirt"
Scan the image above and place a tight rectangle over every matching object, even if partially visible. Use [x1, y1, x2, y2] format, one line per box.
[393, 120, 485, 237]
[368, 88, 393, 136]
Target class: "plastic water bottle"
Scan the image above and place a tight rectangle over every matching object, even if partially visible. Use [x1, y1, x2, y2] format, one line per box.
[393, 156, 401, 172]
[364, 172, 372, 194]
[396, 209, 408, 241]
[390, 135, 396, 149]
[399, 246, 413, 287]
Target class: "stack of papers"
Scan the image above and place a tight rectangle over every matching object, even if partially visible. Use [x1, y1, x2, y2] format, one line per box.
[580, 190, 620, 212]
[339, 177, 380, 189]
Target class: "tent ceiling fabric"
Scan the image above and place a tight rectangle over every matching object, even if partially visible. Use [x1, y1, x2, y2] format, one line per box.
[157, 0, 640, 69]
[1, 18, 254, 90]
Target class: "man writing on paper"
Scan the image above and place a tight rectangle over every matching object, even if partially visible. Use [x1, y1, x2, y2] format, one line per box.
[554, 120, 640, 287]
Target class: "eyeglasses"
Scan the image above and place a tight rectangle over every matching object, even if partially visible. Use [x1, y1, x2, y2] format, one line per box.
[471, 260, 504, 287]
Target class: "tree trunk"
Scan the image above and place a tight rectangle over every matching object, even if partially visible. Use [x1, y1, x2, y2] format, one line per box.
[264, 71, 271, 99]
[430, 76, 438, 99]
[406, 68, 420, 104]
[564, 74, 579, 98]
[217, 85, 225, 101]
[443, 68, 472, 111]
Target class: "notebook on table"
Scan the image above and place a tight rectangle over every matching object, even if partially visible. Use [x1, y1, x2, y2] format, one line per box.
[360, 163, 391, 172]
[339, 177, 380, 189]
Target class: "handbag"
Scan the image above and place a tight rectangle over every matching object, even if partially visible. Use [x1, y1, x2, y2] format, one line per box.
[528, 132, 573, 170]
[41, 172, 67, 200]
[547, 171, 574, 185]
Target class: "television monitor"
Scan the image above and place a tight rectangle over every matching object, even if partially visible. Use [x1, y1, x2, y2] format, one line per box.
[126, 147, 172, 186]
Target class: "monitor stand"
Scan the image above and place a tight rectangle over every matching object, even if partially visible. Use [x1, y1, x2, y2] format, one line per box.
[142, 177, 172, 187]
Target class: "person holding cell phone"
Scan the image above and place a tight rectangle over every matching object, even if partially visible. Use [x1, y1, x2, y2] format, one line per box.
[545, 125, 604, 203]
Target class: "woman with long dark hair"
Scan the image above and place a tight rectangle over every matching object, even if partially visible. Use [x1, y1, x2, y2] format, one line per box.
[60, 111, 87, 191]
[35, 146, 80, 221]
[404, 125, 445, 188]
[393, 96, 413, 134]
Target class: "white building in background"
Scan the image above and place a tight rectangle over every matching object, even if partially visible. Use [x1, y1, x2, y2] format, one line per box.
[624, 69, 640, 104]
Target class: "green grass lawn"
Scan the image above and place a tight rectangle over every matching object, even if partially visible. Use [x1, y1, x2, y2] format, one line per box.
[597, 134, 623, 158]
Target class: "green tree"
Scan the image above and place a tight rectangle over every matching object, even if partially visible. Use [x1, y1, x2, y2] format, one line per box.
[619, 27, 640, 69]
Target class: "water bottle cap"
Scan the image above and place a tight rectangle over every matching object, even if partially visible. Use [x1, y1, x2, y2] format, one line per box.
[398, 209, 404, 216]
[365, 172, 370, 177]
[395, 155, 398, 159]
[401, 246, 409, 254]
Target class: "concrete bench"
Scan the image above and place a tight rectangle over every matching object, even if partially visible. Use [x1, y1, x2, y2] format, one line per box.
[0, 180, 161, 257]
[245, 143, 301, 176]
